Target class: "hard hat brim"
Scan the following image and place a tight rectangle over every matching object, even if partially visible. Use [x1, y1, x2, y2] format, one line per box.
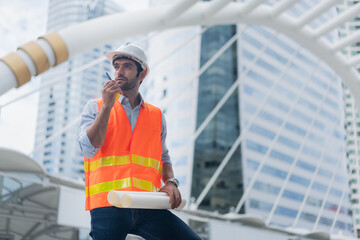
[105, 51, 149, 76]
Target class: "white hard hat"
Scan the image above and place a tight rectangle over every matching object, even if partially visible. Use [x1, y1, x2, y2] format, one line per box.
[105, 43, 149, 76]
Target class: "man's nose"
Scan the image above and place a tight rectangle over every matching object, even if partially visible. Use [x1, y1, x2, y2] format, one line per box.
[116, 66, 125, 75]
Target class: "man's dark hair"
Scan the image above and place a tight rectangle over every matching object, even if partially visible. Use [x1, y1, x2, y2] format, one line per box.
[112, 55, 143, 77]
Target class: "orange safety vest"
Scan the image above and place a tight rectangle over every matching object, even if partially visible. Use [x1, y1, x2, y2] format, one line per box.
[84, 98, 163, 210]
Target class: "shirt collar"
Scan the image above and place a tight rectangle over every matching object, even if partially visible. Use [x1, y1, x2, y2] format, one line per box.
[119, 93, 145, 109]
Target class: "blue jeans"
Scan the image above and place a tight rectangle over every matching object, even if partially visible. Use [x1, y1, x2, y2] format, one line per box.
[90, 207, 201, 240]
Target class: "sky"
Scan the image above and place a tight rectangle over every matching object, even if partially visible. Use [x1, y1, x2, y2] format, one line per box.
[0, 0, 48, 154]
[0, 0, 148, 154]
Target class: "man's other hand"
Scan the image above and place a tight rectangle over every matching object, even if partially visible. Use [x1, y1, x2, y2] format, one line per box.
[159, 182, 182, 209]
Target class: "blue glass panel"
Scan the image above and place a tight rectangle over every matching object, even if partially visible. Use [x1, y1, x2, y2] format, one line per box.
[242, 33, 263, 49]
[296, 160, 316, 172]
[265, 48, 288, 64]
[251, 25, 273, 39]
[311, 76, 327, 89]
[312, 182, 328, 192]
[290, 174, 310, 187]
[283, 74, 302, 88]
[243, 84, 264, 100]
[246, 140, 268, 154]
[249, 199, 273, 212]
[329, 87, 339, 97]
[319, 109, 336, 122]
[285, 122, 306, 136]
[244, 102, 256, 113]
[292, 110, 312, 124]
[305, 86, 322, 100]
[303, 145, 321, 158]
[330, 188, 342, 197]
[270, 150, 294, 164]
[278, 136, 301, 150]
[308, 133, 325, 146]
[318, 169, 332, 179]
[325, 97, 339, 110]
[248, 70, 273, 87]
[297, 52, 316, 67]
[275, 206, 298, 217]
[299, 98, 317, 112]
[249, 124, 276, 139]
[283, 190, 304, 202]
[259, 110, 283, 125]
[257, 59, 281, 75]
[247, 158, 259, 170]
[253, 181, 280, 195]
[290, 63, 309, 77]
[262, 165, 287, 179]
[275, 85, 295, 100]
[243, 49, 255, 60]
[268, 98, 290, 112]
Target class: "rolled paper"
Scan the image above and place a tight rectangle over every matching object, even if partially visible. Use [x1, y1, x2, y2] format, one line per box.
[107, 191, 187, 210]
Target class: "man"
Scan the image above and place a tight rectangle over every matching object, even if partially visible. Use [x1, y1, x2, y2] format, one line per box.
[78, 43, 201, 240]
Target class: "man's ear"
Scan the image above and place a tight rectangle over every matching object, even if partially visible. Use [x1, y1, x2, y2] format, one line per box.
[139, 70, 146, 82]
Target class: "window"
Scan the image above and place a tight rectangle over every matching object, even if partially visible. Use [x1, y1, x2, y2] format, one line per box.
[246, 140, 268, 154]
[253, 181, 280, 195]
[292, 110, 311, 123]
[285, 122, 306, 136]
[283, 190, 304, 202]
[270, 150, 293, 164]
[262, 165, 287, 179]
[275, 206, 298, 218]
[247, 158, 259, 170]
[249, 199, 273, 212]
[278, 136, 300, 150]
[300, 212, 316, 223]
[259, 110, 283, 125]
[248, 70, 273, 87]
[267, 97, 290, 112]
[312, 182, 327, 192]
[249, 124, 275, 139]
[296, 160, 315, 172]
[290, 174, 310, 187]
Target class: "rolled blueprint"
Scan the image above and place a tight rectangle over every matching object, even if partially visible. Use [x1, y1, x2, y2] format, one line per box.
[107, 191, 187, 210]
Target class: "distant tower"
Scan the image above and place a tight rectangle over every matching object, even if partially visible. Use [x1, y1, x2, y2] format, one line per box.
[33, 0, 123, 179]
[338, 0, 360, 237]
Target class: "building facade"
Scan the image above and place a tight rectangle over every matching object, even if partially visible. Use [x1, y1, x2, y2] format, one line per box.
[144, 0, 354, 237]
[33, 0, 123, 179]
[338, 0, 360, 237]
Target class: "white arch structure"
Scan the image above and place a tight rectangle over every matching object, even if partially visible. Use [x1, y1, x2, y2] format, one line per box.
[1, 0, 360, 107]
[1, 0, 360, 236]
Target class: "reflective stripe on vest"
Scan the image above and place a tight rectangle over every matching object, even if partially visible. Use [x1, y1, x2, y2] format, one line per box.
[84, 155, 162, 174]
[132, 155, 162, 174]
[84, 98, 163, 210]
[85, 177, 159, 197]
[84, 156, 130, 172]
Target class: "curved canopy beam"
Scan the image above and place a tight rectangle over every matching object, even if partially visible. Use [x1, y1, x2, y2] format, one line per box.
[0, 1, 359, 108]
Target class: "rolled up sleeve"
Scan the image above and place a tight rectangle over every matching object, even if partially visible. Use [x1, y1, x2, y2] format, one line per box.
[161, 112, 171, 164]
[77, 100, 101, 159]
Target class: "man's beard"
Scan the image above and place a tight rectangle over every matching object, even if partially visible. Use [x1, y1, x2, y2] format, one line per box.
[117, 75, 138, 90]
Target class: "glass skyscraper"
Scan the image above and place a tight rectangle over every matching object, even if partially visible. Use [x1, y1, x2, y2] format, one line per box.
[338, 0, 360, 237]
[33, 0, 123, 179]
[144, 0, 354, 237]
